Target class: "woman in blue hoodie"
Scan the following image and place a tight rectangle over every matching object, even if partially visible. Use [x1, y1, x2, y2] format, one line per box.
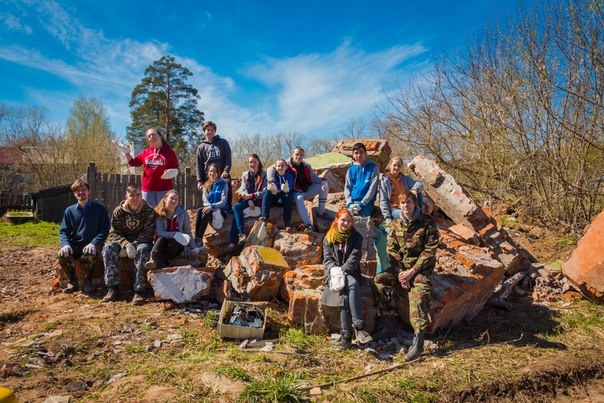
[147, 190, 195, 270]
[261, 159, 295, 231]
[195, 163, 229, 243]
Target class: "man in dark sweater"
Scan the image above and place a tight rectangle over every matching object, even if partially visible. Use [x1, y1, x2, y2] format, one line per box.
[195, 121, 232, 209]
[58, 180, 110, 294]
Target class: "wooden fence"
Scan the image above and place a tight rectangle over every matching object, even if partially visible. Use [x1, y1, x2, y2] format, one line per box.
[86, 163, 202, 213]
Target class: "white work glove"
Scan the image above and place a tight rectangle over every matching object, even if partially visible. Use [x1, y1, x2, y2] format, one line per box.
[112, 140, 131, 155]
[82, 243, 96, 255]
[173, 232, 191, 246]
[321, 180, 329, 192]
[267, 183, 278, 195]
[125, 243, 136, 259]
[281, 182, 290, 193]
[58, 245, 72, 257]
[348, 204, 361, 215]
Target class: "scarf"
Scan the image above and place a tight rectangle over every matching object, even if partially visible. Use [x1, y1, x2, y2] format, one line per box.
[326, 227, 351, 245]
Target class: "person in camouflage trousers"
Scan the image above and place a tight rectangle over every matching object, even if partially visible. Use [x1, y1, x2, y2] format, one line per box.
[58, 179, 110, 294]
[102, 184, 156, 305]
[374, 191, 439, 361]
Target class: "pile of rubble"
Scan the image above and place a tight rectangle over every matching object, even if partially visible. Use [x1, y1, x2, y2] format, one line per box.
[58, 139, 603, 336]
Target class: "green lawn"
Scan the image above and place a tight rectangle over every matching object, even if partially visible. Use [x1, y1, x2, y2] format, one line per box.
[0, 219, 59, 248]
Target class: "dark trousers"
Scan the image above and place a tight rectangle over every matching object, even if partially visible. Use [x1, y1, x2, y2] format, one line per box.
[195, 208, 226, 239]
[261, 191, 293, 226]
[150, 237, 184, 268]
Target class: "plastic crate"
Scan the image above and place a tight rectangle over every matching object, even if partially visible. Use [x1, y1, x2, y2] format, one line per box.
[218, 301, 267, 340]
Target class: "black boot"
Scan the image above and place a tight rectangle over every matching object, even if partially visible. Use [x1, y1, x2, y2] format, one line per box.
[63, 269, 78, 293]
[405, 331, 424, 361]
[83, 269, 95, 294]
[338, 330, 352, 350]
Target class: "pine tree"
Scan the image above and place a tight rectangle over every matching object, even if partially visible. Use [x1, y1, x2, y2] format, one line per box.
[127, 55, 204, 159]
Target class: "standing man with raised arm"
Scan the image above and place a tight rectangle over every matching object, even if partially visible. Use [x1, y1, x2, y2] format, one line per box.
[58, 179, 110, 294]
[195, 121, 232, 210]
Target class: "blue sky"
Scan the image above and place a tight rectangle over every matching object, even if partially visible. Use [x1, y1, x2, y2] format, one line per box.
[0, 0, 524, 142]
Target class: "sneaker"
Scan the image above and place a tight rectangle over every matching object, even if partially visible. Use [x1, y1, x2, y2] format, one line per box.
[101, 287, 119, 303]
[238, 233, 247, 244]
[304, 225, 314, 233]
[145, 260, 156, 270]
[132, 292, 145, 306]
[285, 226, 293, 233]
[63, 282, 78, 294]
[354, 327, 373, 345]
[258, 217, 267, 223]
[226, 242, 237, 250]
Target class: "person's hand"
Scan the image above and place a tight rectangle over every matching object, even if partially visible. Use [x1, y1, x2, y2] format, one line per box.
[348, 203, 361, 215]
[243, 194, 253, 201]
[281, 182, 290, 193]
[221, 172, 230, 179]
[197, 182, 204, 192]
[267, 183, 278, 195]
[112, 140, 131, 155]
[202, 206, 213, 214]
[125, 243, 136, 259]
[58, 245, 72, 257]
[83, 243, 96, 255]
[398, 269, 415, 288]
[248, 200, 255, 209]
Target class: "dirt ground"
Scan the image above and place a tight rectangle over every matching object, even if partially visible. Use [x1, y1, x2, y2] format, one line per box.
[1, 243, 603, 402]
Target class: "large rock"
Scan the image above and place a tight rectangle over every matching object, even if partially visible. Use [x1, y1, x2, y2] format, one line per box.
[147, 265, 214, 304]
[280, 264, 325, 302]
[562, 209, 604, 302]
[408, 155, 531, 274]
[273, 231, 324, 269]
[222, 245, 289, 301]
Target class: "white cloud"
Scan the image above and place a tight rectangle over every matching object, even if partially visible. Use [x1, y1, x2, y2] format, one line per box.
[243, 40, 427, 136]
[0, 13, 32, 34]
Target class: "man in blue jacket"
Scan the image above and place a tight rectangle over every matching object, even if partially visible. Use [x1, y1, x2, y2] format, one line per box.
[58, 179, 110, 294]
[344, 142, 379, 217]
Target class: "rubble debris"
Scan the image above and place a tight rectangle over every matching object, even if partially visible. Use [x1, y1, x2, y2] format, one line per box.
[273, 231, 324, 269]
[408, 155, 531, 274]
[147, 265, 214, 304]
[222, 246, 289, 301]
[562, 209, 604, 303]
[332, 139, 392, 170]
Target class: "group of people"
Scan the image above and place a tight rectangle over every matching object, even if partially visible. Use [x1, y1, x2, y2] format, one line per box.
[58, 123, 439, 360]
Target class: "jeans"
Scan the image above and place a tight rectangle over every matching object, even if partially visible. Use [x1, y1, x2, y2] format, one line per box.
[142, 190, 169, 208]
[230, 199, 260, 242]
[102, 241, 151, 292]
[292, 182, 329, 226]
[261, 191, 293, 226]
[340, 274, 363, 332]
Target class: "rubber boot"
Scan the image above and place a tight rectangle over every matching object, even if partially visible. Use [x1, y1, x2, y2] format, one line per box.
[83, 269, 95, 294]
[63, 268, 78, 293]
[404, 331, 424, 361]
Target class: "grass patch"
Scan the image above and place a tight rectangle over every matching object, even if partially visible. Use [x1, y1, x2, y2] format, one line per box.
[0, 220, 59, 248]
[145, 367, 187, 384]
[556, 233, 578, 248]
[203, 310, 219, 328]
[216, 364, 254, 382]
[280, 327, 317, 350]
[124, 343, 146, 354]
[240, 372, 306, 402]
[558, 302, 604, 336]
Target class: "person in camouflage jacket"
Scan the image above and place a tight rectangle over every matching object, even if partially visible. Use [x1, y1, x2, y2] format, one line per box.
[101, 184, 156, 305]
[374, 191, 439, 361]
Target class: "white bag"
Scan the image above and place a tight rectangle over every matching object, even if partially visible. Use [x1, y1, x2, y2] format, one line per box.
[329, 266, 345, 292]
[212, 209, 224, 229]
